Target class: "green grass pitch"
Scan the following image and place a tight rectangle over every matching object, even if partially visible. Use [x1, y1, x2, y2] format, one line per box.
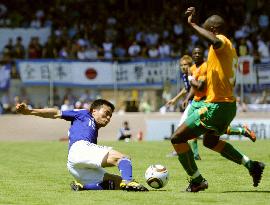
[0, 140, 269, 205]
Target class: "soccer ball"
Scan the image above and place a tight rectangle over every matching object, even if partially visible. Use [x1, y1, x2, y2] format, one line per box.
[145, 164, 169, 189]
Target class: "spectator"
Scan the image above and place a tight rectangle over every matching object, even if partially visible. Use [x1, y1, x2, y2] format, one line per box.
[62, 88, 76, 105]
[42, 36, 58, 58]
[117, 121, 132, 142]
[158, 39, 171, 58]
[114, 43, 127, 59]
[237, 38, 249, 56]
[28, 37, 42, 59]
[74, 100, 83, 109]
[13, 36, 25, 59]
[128, 41, 141, 58]
[3, 38, 13, 58]
[102, 37, 114, 59]
[257, 37, 270, 63]
[60, 99, 74, 111]
[147, 45, 159, 58]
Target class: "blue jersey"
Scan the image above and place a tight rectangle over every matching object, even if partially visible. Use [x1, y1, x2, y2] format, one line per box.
[61, 109, 98, 149]
[181, 73, 191, 92]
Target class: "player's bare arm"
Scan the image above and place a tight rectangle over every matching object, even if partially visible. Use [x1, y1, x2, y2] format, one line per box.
[16, 103, 61, 119]
[166, 88, 187, 106]
[189, 77, 205, 92]
[185, 7, 222, 49]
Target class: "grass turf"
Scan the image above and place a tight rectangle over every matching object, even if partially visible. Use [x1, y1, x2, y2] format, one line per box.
[0, 140, 269, 205]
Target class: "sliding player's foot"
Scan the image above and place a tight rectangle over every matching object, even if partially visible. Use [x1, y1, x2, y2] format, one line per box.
[120, 180, 148, 191]
[70, 180, 83, 191]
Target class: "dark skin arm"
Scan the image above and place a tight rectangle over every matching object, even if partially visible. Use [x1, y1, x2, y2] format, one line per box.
[190, 78, 205, 92]
[185, 7, 222, 49]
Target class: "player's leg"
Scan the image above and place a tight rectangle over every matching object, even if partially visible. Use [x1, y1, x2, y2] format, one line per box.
[69, 168, 118, 191]
[203, 131, 264, 187]
[167, 103, 192, 157]
[102, 149, 148, 191]
[68, 140, 122, 191]
[226, 125, 256, 142]
[203, 101, 264, 187]
[171, 107, 209, 192]
[187, 101, 202, 160]
[190, 138, 201, 160]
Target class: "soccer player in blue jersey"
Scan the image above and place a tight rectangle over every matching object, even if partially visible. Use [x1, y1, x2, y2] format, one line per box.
[16, 99, 148, 191]
[166, 54, 201, 159]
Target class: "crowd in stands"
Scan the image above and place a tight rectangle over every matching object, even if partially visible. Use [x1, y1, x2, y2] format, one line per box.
[1, 0, 270, 114]
[1, 0, 270, 63]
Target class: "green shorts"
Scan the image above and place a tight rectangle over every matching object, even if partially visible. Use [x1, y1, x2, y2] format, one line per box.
[187, 100, 205, 116]
[185, 101, 236, 136]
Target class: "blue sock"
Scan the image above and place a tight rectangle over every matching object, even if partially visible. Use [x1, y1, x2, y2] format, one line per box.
[118, 158, 132, 181]
[83, 183, 103, 190]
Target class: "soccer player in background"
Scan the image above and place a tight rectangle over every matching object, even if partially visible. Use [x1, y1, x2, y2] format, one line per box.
[166, 55, 200, 158]
[170, 7, 265, 192]
[16, 99, 148, 192]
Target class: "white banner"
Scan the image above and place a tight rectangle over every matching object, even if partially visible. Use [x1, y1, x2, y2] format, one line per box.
[17, 58, 270, 88]
[18, 60, 178, 88]
[18, 61, 114, 86]
[116, 60, 178, 85]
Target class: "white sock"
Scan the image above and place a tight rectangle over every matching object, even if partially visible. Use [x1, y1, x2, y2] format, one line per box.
[242, 155, 250, 165]
[190, 170, 201, 179]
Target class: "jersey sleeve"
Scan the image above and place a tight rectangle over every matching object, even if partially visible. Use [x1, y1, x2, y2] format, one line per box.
[215, 35, 227, 52]
[198, 62, 207, 82]
[61, 109, 87, 121]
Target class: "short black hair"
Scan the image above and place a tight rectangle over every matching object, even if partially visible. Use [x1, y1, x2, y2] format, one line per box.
[90, 99, 115, 112]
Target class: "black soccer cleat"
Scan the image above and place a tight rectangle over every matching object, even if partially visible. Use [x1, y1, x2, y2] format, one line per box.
[249, 161, 265, 187]
[186, 178, 208, 192]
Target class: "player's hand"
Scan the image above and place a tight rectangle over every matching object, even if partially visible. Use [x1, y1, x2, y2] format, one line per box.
[16, 103, 30, 114]
[166, 99, 176, 106]
[181, 100, 189, 110]
[185, 7, 195, 25]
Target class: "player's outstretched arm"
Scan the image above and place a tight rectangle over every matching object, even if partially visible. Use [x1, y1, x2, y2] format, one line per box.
[185, 7, 222, 49]
[166, 88, 187, 106]
[16, 103, 61, 119]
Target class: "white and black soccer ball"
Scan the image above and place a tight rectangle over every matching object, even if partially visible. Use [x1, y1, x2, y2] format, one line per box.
[145, 164, 169, 189]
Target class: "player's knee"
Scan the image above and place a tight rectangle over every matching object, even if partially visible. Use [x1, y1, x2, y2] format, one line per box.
[170, 133, 187, 144]
[203, 137, 218, 149]
[120, 155, 131, 161]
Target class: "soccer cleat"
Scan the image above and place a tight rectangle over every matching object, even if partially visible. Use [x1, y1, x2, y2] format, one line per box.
[70, 180, 83, 191]
[186, 178, 208, 192]
[120, 180, 149, 192]
[249, 161, 265, 187]
[242, 125, 256, 142]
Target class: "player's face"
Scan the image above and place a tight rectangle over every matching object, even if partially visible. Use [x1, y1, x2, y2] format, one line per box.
[192, 48, 204, 64]
[180, 60, 190, 74]
[92, 105, 113, 128]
